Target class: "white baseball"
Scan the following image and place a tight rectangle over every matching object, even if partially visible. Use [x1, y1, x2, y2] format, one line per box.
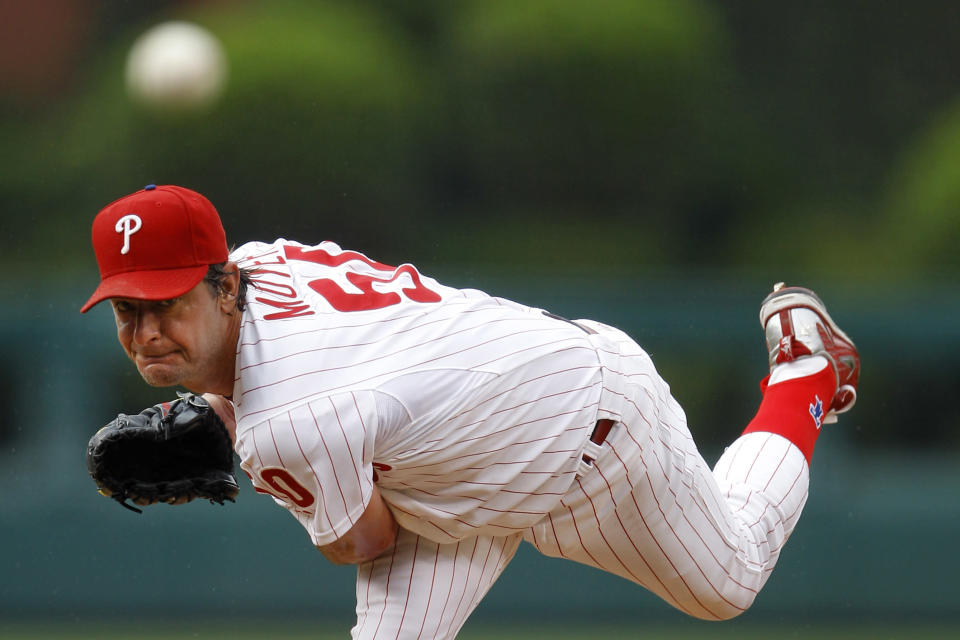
[125, 21, 227, 110]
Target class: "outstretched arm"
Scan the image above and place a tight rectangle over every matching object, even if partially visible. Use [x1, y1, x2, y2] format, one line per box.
[318, 485, 398, 564]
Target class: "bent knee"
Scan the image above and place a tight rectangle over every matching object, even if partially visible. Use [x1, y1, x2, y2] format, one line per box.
[673, 575, 761, 621]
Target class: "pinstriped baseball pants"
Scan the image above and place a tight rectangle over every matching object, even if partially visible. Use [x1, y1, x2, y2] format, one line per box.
[352, 528, 523, 639]
[351, 324, 810, 638]
[351, 435, 805, 638]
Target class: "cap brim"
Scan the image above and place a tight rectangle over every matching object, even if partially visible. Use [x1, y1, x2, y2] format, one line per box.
[80, 265, 208, 313]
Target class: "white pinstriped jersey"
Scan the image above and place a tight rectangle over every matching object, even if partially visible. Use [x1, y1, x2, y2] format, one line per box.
[230, 239, 603, 546]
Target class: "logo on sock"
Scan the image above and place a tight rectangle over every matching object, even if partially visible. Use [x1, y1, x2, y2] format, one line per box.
[809, 395, 824, 430]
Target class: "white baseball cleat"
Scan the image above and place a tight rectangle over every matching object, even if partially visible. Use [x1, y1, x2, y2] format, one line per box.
[760, 283, 860, 422]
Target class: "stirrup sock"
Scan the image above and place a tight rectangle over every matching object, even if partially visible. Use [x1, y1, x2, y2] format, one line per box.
[742, 356, 836, 464]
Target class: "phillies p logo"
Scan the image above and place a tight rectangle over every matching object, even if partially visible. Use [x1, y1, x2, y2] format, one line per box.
[115, 214, 142, 255]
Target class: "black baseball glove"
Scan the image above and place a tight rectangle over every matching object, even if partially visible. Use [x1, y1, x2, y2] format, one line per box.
[86, 392, 239, 513]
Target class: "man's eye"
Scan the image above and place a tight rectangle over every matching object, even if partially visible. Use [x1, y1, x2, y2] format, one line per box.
[113, 301, 132, 313]
[157, 297, 178, 308]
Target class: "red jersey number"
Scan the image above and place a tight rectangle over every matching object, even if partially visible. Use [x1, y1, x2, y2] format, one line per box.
[254, 467, 316, 508]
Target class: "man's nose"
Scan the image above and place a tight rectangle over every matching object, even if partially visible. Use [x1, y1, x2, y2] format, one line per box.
[132, 309, 162, 344]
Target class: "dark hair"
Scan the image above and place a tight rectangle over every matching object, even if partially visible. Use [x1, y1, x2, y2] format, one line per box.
[204, 262, 253, 312]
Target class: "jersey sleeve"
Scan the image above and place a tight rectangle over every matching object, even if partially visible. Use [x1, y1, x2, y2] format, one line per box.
[235, 390, 378, 547]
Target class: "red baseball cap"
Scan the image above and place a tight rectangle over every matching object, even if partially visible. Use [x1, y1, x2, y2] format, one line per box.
[81, 184, 228, 313]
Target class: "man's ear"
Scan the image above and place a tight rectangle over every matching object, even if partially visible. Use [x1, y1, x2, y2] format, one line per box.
[217, 261, 241, 312]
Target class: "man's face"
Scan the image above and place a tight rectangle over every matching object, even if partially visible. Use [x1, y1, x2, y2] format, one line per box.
[111, 280, 235, 393]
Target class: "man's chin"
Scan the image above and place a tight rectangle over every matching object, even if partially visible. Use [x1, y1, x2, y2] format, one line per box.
[137, 364, 182, 388]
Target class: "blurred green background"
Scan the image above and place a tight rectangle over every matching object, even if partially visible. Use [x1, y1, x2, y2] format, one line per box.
[2, 0, 958, 637]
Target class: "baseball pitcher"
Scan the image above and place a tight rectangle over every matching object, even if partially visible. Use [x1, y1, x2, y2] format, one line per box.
[82, 185, 859, 638]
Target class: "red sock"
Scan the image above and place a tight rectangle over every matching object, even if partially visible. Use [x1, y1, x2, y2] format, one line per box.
[742, 364, 837, 464]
